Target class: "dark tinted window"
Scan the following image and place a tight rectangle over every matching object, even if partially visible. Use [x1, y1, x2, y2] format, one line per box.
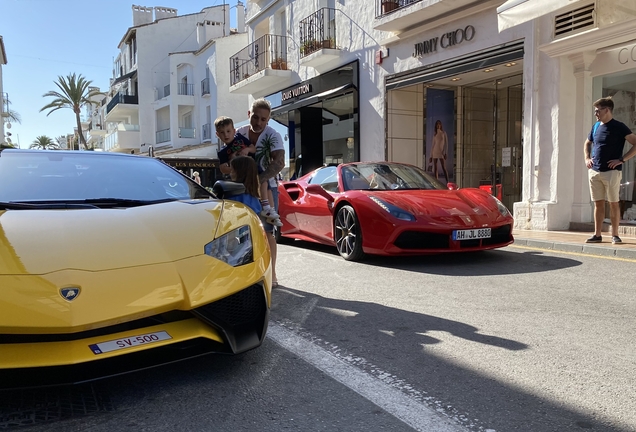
[342, 163, 446, 191]
[0, 151, 211, 202]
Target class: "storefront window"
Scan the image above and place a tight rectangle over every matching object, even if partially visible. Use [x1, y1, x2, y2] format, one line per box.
[593, 69, 636, 220]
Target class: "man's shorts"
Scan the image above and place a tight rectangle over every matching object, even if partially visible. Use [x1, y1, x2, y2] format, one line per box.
[261, 185, 279, 233]
[589, 169, 622, 202]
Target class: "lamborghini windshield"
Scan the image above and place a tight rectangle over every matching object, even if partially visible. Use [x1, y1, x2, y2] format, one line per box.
[342, 163, 447, 191]
[0, 150, 211, 204]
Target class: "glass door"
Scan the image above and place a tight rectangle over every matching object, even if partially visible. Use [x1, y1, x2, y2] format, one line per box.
[462, 74, 523, 210]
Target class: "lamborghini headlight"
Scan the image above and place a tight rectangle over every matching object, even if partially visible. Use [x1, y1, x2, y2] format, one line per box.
[492, 196, 511, 217]
[204, 225, 253, 266]
[369, 196, 415, 222]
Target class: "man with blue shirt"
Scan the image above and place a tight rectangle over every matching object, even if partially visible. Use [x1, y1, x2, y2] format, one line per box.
[584, 97, 636, 244]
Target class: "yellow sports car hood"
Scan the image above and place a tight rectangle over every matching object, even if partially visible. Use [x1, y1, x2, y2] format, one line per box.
[0, 200, 233, 275]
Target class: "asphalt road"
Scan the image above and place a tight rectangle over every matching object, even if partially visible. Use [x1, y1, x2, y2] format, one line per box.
[3, 242, 635, 432]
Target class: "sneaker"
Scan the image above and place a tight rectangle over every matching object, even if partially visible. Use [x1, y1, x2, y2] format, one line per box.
[585, 235, 602, 243]
[261, 208, 279, 219]
[612, 236, 622, 245]
[267, 216, 283, 227]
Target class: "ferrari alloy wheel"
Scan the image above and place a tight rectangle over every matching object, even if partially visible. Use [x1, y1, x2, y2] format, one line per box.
[335, 205, 365, 261]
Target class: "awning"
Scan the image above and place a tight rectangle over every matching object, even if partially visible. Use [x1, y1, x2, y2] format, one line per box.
[497, 0, 584, 32]
[271, 83, 354, 115]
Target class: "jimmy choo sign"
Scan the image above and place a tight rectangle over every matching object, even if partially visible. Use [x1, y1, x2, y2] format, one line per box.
[413, 25, 476, 58]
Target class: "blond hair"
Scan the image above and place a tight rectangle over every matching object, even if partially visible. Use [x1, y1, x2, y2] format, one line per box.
[251, 98, 271, 113]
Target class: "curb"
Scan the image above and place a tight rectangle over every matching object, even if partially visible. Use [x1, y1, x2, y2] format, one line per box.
[512, 238, 636, 259]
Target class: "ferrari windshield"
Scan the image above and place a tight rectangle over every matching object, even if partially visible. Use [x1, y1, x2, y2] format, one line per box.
[342, 163, 447, 191]
[0, 150, 211, 203]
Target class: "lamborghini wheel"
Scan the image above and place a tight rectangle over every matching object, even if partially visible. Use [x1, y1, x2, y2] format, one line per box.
[335, 205, 365, 261]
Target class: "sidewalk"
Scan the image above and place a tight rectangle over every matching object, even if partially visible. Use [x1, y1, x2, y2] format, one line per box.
[513, 228, 636, 259]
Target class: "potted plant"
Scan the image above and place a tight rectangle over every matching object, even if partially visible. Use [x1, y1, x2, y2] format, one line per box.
[322, 37, 336, 49]
[270, 57, 288, 70]
[381, 0, 399, 14]
[300, 39, 320, 56]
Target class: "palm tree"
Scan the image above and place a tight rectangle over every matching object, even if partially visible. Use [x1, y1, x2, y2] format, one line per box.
[3, 97, 21, 125]
[39, 73, 103, 150]
[29, 135, 59, 150]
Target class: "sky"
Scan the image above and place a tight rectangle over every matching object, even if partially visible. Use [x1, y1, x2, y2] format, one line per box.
[1, 0, 239, 148]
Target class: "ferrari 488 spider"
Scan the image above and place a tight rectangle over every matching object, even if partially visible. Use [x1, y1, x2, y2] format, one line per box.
[276, 162, 514, 260]
[0, 149, 272, 389]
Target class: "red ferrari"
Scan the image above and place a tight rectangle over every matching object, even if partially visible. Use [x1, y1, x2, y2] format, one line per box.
[276, 162, 514, 260]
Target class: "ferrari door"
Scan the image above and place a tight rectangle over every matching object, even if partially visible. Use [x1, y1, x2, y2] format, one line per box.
[296, 167, 338, 243]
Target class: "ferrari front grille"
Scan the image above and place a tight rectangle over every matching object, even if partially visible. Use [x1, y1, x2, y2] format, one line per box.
[394, 231, 450, 249]
[482, 224, 512, 246]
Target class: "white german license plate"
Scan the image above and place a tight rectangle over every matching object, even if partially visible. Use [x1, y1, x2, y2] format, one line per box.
[452, 228, 491, 241]
[89, 331, 172, 355]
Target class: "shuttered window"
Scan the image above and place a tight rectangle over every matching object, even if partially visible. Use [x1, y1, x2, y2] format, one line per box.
[554, 3, 595, 39]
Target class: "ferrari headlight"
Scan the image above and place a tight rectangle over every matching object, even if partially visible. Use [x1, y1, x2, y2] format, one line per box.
[369, 196, 415, 222]
[492, 196, 510, 217]
[204, 225, 253, 266]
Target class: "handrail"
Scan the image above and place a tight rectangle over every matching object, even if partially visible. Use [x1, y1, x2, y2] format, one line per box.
[229, 34, 288, 86]
[299, 8, 337, 58]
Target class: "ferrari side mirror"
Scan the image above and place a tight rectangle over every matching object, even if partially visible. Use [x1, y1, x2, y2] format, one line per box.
[306, 184, 335, 203]
[447, 182, 458, 190]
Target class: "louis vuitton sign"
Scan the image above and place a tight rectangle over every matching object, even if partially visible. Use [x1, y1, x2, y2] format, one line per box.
[281, 84, 312, 102]
[413, 25, 476, 58]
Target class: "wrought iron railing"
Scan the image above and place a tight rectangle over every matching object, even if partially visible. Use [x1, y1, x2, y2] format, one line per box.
[106, 93, 139, 114]
[230, 34, 289, 86]
[164, 85, 171, 98]
[202, 123, 212, 141]
[201, 78, 210, 96]
[299, 8, 337, 58]
[178, 83, 194, 96]
[156, 128, 170, 143]
[375, 0, 421, 17]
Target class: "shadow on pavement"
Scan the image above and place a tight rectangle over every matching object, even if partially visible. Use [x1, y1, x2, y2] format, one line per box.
[269, 287, 627, 432]
[280, 241, 583, 276]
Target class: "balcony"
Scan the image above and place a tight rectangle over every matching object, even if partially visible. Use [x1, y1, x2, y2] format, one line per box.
[105, 93, 139, 122]
[104, 125, 140, 152]
[201, 78, 210, 96]
[229, 34, 293, 96]
[178, 83, 194, 96]
[374, 0, 483, 33]
[156, 128, 170, 144]
[88, 125, 107, 138]
[299, 8, 342, 71]
[202, 123, 212, 142]
[178, 127, 195, 139]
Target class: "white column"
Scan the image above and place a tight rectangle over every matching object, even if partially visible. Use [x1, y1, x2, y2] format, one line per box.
[569, 52, 595, 223]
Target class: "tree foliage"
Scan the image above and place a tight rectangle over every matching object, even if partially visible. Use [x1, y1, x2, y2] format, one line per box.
[29, 135, 59, 150]
[40, 73, 103, 150]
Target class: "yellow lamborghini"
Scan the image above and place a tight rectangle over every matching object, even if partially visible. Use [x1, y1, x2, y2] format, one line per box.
[0, 149, 272, 389]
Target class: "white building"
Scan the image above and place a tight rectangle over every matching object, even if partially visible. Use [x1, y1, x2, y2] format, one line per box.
[0, 36, 8, 147]
[234, 0, 636, 231]
[370, 0, 636, 231]
[228, 0, 390, 176]
[104, 4, 248, 184]
[83, 86, 107, 151]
